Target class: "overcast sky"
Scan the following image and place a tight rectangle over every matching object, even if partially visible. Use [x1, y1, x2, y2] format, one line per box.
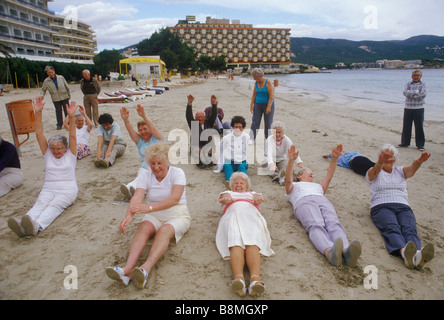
[48, 0, 444, 52]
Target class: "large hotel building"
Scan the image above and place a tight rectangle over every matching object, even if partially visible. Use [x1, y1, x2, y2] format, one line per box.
[169, 17, 291, 69]
[0, 0, 97, 63]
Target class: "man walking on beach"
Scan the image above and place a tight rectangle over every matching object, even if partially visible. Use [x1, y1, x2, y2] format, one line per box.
[40, 66, 70, 130]
[399, 70, 427, 151]
[80, 70, 101, 127]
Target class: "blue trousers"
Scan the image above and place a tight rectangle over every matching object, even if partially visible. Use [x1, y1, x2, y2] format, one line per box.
[401, 108, 425, 148]
[371, 203, 420, 255]
[250, 102, 275, 140]
[223, 160, 248, 182]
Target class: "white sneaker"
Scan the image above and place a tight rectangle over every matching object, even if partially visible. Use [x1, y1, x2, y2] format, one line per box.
[401, 241, 416, 269]
[21, 215, 39, 236]
[278, 169, 286, 185]
[413, 244, 434, 270]
[120, 183, 132, 199]
[105, 267, 130, 286]
[132, 267, 149, 289]
[8, 217, 26, 237]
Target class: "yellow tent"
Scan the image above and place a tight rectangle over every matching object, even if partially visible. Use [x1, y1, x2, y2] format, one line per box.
[119, 56, 167, 80]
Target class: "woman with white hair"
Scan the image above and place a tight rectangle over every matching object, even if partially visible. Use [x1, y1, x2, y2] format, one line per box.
[63, 105, 93, 159]
[216, 172, 274, 297]
[249, 68, 275, 141]
[266, 120, 303, 184]
[8, 97, 78, 237]
[285, 144, 362, 268]
[106, 143, 191, 289]
[366, 143, 434, 270]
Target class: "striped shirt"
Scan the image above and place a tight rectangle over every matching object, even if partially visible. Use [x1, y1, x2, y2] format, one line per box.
[403, 80, 427, 109]
[366, 166, 409, 208]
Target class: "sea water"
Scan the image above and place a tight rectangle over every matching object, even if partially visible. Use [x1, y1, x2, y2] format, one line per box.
[272, 69, 444, 121]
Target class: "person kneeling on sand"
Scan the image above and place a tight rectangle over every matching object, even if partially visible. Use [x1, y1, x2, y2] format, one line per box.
[366, 144, 434, 270]
[285, 144, 362, 267]
[94, 113, 126, 168]
[216, 172, 274, 296]
[8, 97, 78, 237]
[105, 143, 191, 289]
[119, 104, 163, 199]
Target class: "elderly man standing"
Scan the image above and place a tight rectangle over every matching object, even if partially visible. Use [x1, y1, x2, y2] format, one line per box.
[399, 70, 427, 151]
[41, 66, 70, 130]
[80, 69, 101, 127]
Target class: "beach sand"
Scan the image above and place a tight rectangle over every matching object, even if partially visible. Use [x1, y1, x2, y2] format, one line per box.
[0, 76, 443, 300]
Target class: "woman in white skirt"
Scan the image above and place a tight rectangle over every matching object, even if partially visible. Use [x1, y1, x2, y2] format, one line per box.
[8, 97, 78, 237]
[106, 143, 191, 289]
[216, 172, 274, 297]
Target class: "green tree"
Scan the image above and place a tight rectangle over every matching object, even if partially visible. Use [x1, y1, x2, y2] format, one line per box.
[93, 49, 125, 77]
[137, 28, 196, 73]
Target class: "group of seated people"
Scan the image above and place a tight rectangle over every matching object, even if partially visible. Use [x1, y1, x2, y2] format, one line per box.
[3, 95, 435, 297]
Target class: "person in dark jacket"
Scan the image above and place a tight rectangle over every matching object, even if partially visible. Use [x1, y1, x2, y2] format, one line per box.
[186, 94, 218, 168]
[80, 69, 101, 127]
[0, 137, 23, 197]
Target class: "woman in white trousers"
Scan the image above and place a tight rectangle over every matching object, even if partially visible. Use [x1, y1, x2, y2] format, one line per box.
[8, 97, 78, 237]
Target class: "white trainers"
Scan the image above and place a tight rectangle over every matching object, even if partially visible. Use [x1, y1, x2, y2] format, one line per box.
[105, 267, 130, 286]
[132, 267, 149, 289]
[278, 169, 286, 185]
[120, 183, 132, 199]
[21, 215, 39, 236]
[401, 241, 416, 269]
[8, 217, 26, 237]
[413, 244, 434, 270]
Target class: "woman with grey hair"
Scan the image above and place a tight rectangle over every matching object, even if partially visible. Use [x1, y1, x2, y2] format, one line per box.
[8, 97, 78, 237]
[285, 144, 362, 267]
[216, 172, 273, 296]
[266, 120, 303, 184]
[40, 66, 71, 130]
[249, 68, 275, 141]
[106, 143, 191, 289]
[366, 143, 434, 270]
[63, 105, 93, 159]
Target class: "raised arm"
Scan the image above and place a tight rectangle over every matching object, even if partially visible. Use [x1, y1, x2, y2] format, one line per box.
[79, 105, 93, 132]
[66, 101, 78, 155]
[403, 152, 431, 179]
[120, 106, 140, 143]
[285, 145, 299, 195]
[186, 94, 195, 128]
[136, 104, 163, 141]
[319, 144, 342, 194]
[32, 96, 48, 155]
[367, 152, 395, 181]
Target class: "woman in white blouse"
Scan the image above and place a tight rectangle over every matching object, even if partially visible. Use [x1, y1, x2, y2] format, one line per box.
[285, 144, 362, 267]
[266, 121, 303, 184]
[8, 97, 78, 237]
[366, 144, 434, 270]
[217, 172, 274, 297]
[106, 143, 191, 289]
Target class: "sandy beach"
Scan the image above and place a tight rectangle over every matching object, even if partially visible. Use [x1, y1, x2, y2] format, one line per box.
[0, 75, 443, 300]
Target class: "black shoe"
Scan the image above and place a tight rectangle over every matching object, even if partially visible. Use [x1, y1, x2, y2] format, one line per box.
[398, 144, 409, 147]
[417, 147, 425, 151]
[57, 126, 62, 130]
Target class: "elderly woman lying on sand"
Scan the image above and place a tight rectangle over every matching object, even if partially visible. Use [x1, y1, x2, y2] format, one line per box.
[285, 144, 362, 267]
[216, 172, 274, 297]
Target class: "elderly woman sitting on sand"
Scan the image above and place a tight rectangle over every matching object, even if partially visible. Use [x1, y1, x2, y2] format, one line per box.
[106, 143, 191, 289]
[285, 144, 362, 267]
[63, 105, 93, 160]
[8, 97, 78, 237]
[266, 120, 303, 185]
[216, 172, 274, 297]
[366, 144, 434, 270]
